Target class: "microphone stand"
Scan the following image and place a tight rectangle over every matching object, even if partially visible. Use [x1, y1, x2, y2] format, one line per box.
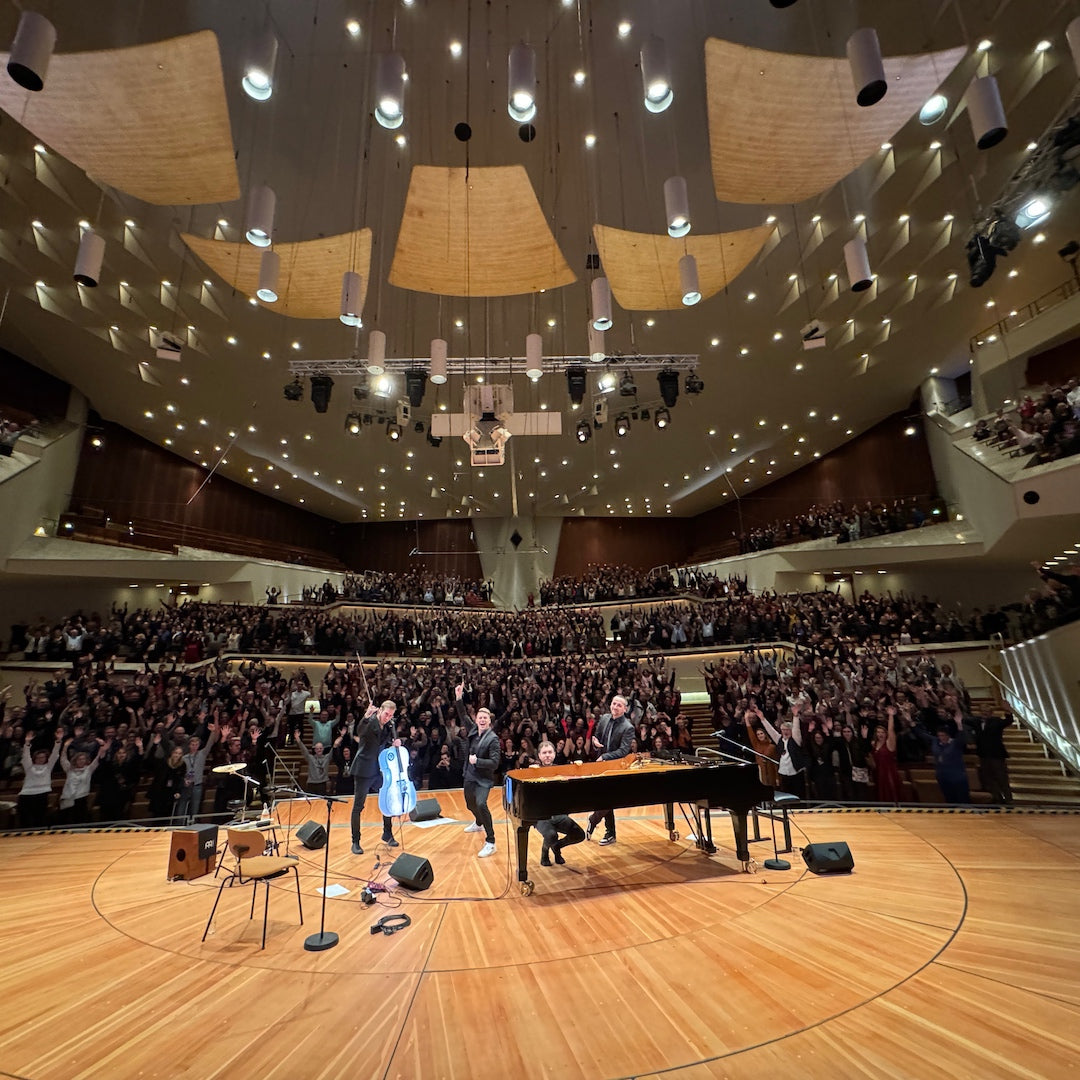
[304, 792, 350, 953]
[715, 732, 792, 870]
[267, 742, 312, 859]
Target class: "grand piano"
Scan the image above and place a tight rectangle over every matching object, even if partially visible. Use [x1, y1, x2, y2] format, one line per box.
[503, 755, 773, 894]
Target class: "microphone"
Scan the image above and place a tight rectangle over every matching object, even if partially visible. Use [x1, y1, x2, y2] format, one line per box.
[716, 731, 777, 765]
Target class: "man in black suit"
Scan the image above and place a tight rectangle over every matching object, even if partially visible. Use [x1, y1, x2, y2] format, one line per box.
[455, 682, 501, 857]
[349, 699, 401, 855]
[586, 694, 634, 846]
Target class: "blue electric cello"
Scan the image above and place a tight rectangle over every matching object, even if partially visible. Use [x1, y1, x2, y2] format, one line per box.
[378, 745, 417, 817]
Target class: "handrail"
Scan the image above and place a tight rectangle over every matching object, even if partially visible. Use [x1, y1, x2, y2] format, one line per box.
[969, 274, 1080, 351]
[979, 662, 1080, 777]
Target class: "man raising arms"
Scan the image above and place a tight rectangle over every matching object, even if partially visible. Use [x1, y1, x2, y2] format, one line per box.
[455, 681, 500, 858]
[349, 699, 401, 855]
[586, 694, 634, 846]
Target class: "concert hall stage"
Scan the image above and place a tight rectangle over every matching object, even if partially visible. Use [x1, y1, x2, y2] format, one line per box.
[1, 796, 1076, 1079]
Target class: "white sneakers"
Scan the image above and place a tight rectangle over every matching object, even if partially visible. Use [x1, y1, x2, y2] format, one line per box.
[478, 842, 496, 858]
[463, 823, 484, 833]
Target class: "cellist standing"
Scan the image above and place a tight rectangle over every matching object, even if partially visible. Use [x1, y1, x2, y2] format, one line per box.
[349, 699, 400, 856]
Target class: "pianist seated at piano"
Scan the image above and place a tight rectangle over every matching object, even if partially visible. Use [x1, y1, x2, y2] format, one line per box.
[531, 741, 586, 866]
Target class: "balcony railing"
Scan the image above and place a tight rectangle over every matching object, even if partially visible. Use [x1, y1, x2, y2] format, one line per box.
[969, 275, 1080, 351]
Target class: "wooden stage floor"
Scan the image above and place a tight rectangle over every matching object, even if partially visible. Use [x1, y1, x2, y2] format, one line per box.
[1, 794, 1078, 1080]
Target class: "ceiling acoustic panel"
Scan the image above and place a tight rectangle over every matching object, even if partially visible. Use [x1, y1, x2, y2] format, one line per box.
[705, 38, 967, 205]
[593, 224, 773, 310]
[390, 165, 576, 297]
[0, 31, 239, 206]
[182, 229, 373, 320]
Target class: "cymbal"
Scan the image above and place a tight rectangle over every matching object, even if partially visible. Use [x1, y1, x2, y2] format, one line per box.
[212, 762, 248, 774]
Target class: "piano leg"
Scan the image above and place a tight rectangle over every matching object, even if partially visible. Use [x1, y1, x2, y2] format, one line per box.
[663, 802, 679, 842]
[515, 823, 534, 895]
[730, 811, 753, 873]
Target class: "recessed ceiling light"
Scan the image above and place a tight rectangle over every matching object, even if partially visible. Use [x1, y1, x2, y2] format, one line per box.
[811, 214, 821, 224]
[929, 140, 942, 151]
[772, 331, 783, 341]
[710, 337, 720, 347]
[1008, 269, 1019, 278]
[1033, 232, 1046, 244]
[449, 40, 462, 57]
[1026, 141, 1038, 152]
[1034, 39, 1051, 53]
[976, 38, 992, 52]
[794, 362, 804, 371]
[617, 21, 632, 37]
[880, 141, 892, 151]
[547, 317, 557, 328]
[766, 214, 777, 224]
[226, 335, 237, 345]
[853, 213, 865, 224]
[345, 18, 361, 36]
[739, 346, 749, 355]
[746, 292, 756, 301]
[217, 218, 228, 228]
[584, 133, 596, 148]
[395, 134, 407, 148]
[248, 424, 256, 433]
[573, 70, 586, 86]
[454, 318, 464, 328]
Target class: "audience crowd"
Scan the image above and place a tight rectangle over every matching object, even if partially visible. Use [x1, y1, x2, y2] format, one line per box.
[297, 572, 495, 607]
[0, 410, 38, 458]
[538, 564, 681, 605]
[973, 377, 1080, 469]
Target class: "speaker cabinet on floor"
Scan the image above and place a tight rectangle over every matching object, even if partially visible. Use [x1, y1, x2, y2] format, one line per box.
[388, 852, 434, 891]
[168, 825, 218, 880]
[801, 841, 854, 874]
[296, 820, 327, 850]
[409, 798, 441, 822]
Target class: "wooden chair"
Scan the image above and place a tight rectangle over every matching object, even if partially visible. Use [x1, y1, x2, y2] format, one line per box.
[202, 828, 303, 949]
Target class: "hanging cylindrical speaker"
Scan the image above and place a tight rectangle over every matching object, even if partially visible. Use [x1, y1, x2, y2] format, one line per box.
[340, 270, 363, 326]
[73, 229, 105, 288]
[663, 176, 691, 238]
[256, 249, 280, 302]
[679, 254, 701, 306]
[588, 323, 606, 363]
[525, 333, 543, 380]
[6, 11, 56, 92]
[640, 35, 674, 113]
[245, 185, 275, 247]
[968, 75, 1007, 151]
[1068, 17, 1080, 80]
[367, 329, 386, 375]
[375, 53, 406, 129]
[591, 277, 613, 331]
[429, 338, 448, 384]
[507, 41, 537, 123]
[847, 28, 887, 107]
[242, 29, 278, 101]
[844, 237, 873, 292]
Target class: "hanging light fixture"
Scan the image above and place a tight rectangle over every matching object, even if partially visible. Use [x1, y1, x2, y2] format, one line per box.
[1068, 18, 1080, 79]
[375, 53, 406, 129]
[525, 333, 544, 380]
[242, 29, 278, 101]
[6, 11, 56, 92]
[847, 28, 887, 107]
[664, 176, 691, 238]
[588, 323, 606, 363]
[591, 277, 613, 330]
[844, 237, 873, 292]
[640, 36, 674, 113]
[340, 270, 363, 326]
[507, 42, 537, 123]
[967, 75, 1007, 150]
[256, 250, 280, 302]
[429, 338, 448, 384]
[245, 185, 275, 247]
[73, 229, 105, 288]
[367, 329, 386, 375]
[679, 254, 701, 306]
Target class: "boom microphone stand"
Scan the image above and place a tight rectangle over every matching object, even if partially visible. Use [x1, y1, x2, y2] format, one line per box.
[716, 731, 792, 871]
[304, 792, 350, 952]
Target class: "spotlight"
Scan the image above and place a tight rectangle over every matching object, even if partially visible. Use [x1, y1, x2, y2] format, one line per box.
[373, 375, 392, 399]
[657, 369, 679, 408]
[426, 426, 442, 448]
[576, 419, 592, 443]
[566, 365, 587, 406]
[618, 370, 637, 396]
[283, 377, 304, 402]
[405, 369, 427, 408]
[375, 53, 406, 129]
[684, 371, 704, 395]
[614, 413, 631, 438]
[414, 420, 426, 434]
[310, 375, 334, 413]
[352, 382, 369, 402]
[988, 216, 1020, 253]
[654, 407, 671, 429]
[386, 421, 402, 441]
[345, 412, 362, 436]
[1015, 197, 1051, 230]
[598, 371, 617, 393]
[966, 233, 999, 288]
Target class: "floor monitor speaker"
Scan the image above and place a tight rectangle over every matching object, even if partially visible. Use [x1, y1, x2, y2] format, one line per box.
[297, 820, 327, 850]
[388, 852, 434, 891]
[801, 841, 854, 875]
[409, 798, 441, 822]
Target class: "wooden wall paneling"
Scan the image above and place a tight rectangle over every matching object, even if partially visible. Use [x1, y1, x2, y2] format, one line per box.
[1025, 336, 1080, 388]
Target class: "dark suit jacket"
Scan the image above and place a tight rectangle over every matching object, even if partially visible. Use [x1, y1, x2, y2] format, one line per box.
[456, 699, 500, 786]
[595, 712, 634, 761]
[350, 715, 395, 778]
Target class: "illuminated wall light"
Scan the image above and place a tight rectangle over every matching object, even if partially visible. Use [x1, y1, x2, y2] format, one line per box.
[244, 184, 275, 247]
[7, 11, 56, 92]
[847, 27, 887, 107]
[375, 52, 406, 128]
[507, 41, 537, 123]
[640, 35, 674, 113]
[242, 29, 278, 101]
[256, 249, 280, 302]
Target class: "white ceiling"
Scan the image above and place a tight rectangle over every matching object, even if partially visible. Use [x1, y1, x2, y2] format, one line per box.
[0, 0, 1077, 525]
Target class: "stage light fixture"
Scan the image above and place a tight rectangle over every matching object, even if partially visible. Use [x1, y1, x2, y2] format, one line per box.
[685, 371, 704, 395]
[618, 370, 637, 396]
[566, 366, 587, 406]
[405, 369, 427, 408]
[283, 378, 304, 401]
[426, 427, 443, 448]
[657, 369, 679, 408]
[1015, 197, 1051, 230]
[576, 419, 592, 443]
[310, 376, 334, 413]
[345, 412, 362, 436]
[386, 421, 402, 441]
[614, 413, 631, 438]
[654, 407, 670, 429]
